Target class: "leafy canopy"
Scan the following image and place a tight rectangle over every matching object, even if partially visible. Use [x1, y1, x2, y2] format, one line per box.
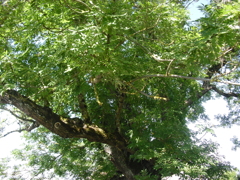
[0, 0, 240, 179]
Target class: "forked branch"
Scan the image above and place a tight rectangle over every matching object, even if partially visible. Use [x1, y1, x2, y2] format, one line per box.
[0, 90, 127, 149]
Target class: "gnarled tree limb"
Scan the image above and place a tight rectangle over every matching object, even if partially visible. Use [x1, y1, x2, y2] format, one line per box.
[0, 90, 127, 149]
[211, 85, 239, 98]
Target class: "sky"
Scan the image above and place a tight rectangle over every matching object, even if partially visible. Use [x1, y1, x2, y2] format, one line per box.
[188, 0, 210, 20]
[187, 0, 240, 170]
[189, 98, 240, 170]
[0, 111, 23, 158]
[0, 0, 240, 178]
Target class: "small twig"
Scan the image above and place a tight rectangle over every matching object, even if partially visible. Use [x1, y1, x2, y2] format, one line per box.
[166, 60, 174, 75]
[1, 128, 26, 138]
[184, 0, 195, 9]
[2, 107, 35, 123]
[214, 65, 238, 79]
[74, 0, 91, 10]
[150, 54, 174, 62]
[130, 18, 160, 37]
[126, 82, 168, 101]
[125, 35, 174, 62]
[62, 0, 89, 14]
[42, 23, 69, 33]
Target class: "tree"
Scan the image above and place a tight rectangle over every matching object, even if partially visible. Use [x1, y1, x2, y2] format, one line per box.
[0, 0, 239, 179]
[220, 170, 240, 180]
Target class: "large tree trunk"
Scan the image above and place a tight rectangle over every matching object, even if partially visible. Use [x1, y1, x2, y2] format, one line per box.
[108, 146, 162, 180]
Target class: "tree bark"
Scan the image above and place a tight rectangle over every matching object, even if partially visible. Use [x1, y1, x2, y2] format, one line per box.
[0, 89, 164, 179]
[110, 146, 136, 180]
[0, 90, 126, 148]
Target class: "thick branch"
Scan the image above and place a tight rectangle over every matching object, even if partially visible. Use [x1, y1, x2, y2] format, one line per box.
[0, 90, 74, 137]
[78, 94, 91, 124]
[212, 85, 240, 98]
[0, 90, 127, 149]
[132, 74, 240, 86]
[185, 59, 237, 106]
[185, 87, 212, 106]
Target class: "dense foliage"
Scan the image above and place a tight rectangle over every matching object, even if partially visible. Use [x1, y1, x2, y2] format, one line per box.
[0, 0, 240, 179]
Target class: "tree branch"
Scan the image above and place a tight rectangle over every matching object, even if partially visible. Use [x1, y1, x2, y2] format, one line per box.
[0, 90, 127, 149]
[211, 85, 239, 98]
[126, 82, 168, 101]
[1, 107, 35, 123]
[0, 90, 74, 138]
[185, 57, 239, 107]
[74, 0, 91, 10]
[62, 0, 89, 14]
[0, 121, 40, 138]
[124, 35, 174, 62]
[0, 129, 27, 138]
[185, 87, 212, 106]
[78, 94, 91, 124]
[131, 74, 240, 86]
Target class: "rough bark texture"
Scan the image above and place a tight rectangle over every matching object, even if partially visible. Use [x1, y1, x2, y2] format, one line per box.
[0, 89, 164, 179]
[110, 147, 136, 180]
[0, 90, 127, 146]
[0, 90, 139, 179]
